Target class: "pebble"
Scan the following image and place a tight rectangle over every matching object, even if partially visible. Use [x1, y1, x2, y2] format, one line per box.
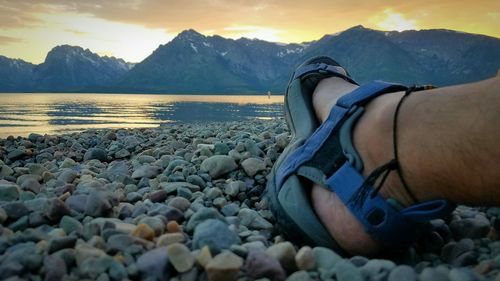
[186, 207, 224, 233]
[295, 246, 316, 271]
[450, 217, 491, 240]
[168, 243, 195, 273]
[43, 198, 71, 223]
[266, 241, 297, 273]
[312, 247, 342, 270]
[388, 265, 416, 281]
[85, 191, 112, 217]
[196, 246, 213, 269]
[48, 236, 77, 253]
[149, 189, 168, 202]
[132, 223, 156, 240]
[205, 251, 243, 281]
[238, 208, 273, 230]
[136, 247, 170, 281]
[241, 157, 267, 177]
[43, 255, 67, 281]
[244, 250, 286, 281]
[361, 259, 396, 281]
[7, 148, 26, 160]
[420, 268, 450, 281]
[0, 182, 19, 201]
[167, 220, 181, 233]
[334, 260, 363, 281]
[200, 155, 238, 178]
[0, 121, 497, 281]
[84, 148, 107, 162]
[132, 164, 161, 179]
[168, 196, 191, 212]
[286, 270, 313, 281]
[192, 219, 241, 254]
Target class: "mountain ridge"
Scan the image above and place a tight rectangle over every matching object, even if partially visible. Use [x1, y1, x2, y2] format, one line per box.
[1, 26, 499, 93]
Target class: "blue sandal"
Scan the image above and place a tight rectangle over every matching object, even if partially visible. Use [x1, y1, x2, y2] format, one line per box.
[266, 56, 456, 254]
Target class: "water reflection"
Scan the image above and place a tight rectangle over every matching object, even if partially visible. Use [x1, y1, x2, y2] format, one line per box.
[0, 93, 284, 138]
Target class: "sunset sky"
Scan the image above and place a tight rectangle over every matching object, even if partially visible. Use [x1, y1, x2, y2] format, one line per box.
[0, 0, 499, 64]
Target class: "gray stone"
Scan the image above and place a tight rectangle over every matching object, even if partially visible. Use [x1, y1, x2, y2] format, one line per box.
[137, 247, 170, 281]
[84, 148, 107, 162]
[44, 255, 67, 281]
[244, 139, 264, 156]
[238, 208, 273, 230]
[85, 191, 112, 217]
[224, 181, 242, 197]
[115, 148, 131, 158]
[186, 174, 205, 188]
[450, 217, 491, 240]
[388, 265, 416, 281]
[7, 148, 26, 160]
[0, 164, 14, 178]
[0, 207, 7, 223]
[361, 259, 396, 281]
[167, 243, 195, 273]
[58, 169, 79, 183]
[124, 136, 141, 150]
[80, 255, 115, 279]
[200, 155, 237, 178]
[334, 260, 363, 281]
[186, 208, 224, 233]
[213, 143, 230, 155]
[65, 194, 88, 213]
[448, 268, 480, 281]
[48, 236, 77, 253]
[286, 271, 313, 281]
[192, 219, 241, 254]
[420, 268, 450, 281]
[168, 197, 191, 212]
[60, 215, 83, 234]
[132, 164, 161, 179]
[3, 201, 29, 219]
[241, 157, 266, 177]
[0, 183, 19, 201]
[313, 247, 342, 270]
[221, 203, 240, 216]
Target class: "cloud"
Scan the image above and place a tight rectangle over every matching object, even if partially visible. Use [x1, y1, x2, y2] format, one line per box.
[0, 35, 23, 44]
[63, 28, 87, 36]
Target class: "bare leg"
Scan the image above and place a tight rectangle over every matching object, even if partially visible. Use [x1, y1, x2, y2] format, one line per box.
[311, 74, 500, 255]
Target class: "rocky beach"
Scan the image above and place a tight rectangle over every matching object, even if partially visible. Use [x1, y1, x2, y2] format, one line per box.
[0, 119, 499, 281]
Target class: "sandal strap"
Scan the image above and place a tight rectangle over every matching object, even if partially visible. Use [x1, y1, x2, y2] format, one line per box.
[292, 62, 359, 85]
[276, 80, 456, 250]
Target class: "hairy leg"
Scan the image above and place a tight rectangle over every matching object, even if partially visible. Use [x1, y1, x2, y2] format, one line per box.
[311, 75, 500, 255]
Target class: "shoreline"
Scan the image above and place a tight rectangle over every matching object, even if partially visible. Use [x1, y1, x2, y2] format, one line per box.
[0, 120, 498, 280]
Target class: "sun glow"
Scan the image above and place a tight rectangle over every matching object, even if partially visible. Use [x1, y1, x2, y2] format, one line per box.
[374, 9, 418, 32]
[221, 26, 282, 42]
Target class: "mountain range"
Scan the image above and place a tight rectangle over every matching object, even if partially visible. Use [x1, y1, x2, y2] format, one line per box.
[1, 26, 499, 93]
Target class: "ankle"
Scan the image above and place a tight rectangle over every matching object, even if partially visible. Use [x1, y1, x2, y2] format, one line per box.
[352, 92, 419, 207]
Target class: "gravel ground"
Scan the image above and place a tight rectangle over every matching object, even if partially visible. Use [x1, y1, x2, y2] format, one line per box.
[0, 120, 499, 281]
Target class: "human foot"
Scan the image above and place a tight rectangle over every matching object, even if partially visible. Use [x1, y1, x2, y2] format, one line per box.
[310, 77, 425, 255]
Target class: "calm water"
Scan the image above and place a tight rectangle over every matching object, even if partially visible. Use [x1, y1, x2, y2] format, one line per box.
[0, 93, 284, 138]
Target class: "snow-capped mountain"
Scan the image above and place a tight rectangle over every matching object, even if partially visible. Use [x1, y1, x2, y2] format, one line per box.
[32, 45, 133, 91]
[0, 26, 499, 93]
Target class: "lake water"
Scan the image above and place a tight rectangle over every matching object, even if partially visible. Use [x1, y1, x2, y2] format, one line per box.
[0, 93, 284, 138]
